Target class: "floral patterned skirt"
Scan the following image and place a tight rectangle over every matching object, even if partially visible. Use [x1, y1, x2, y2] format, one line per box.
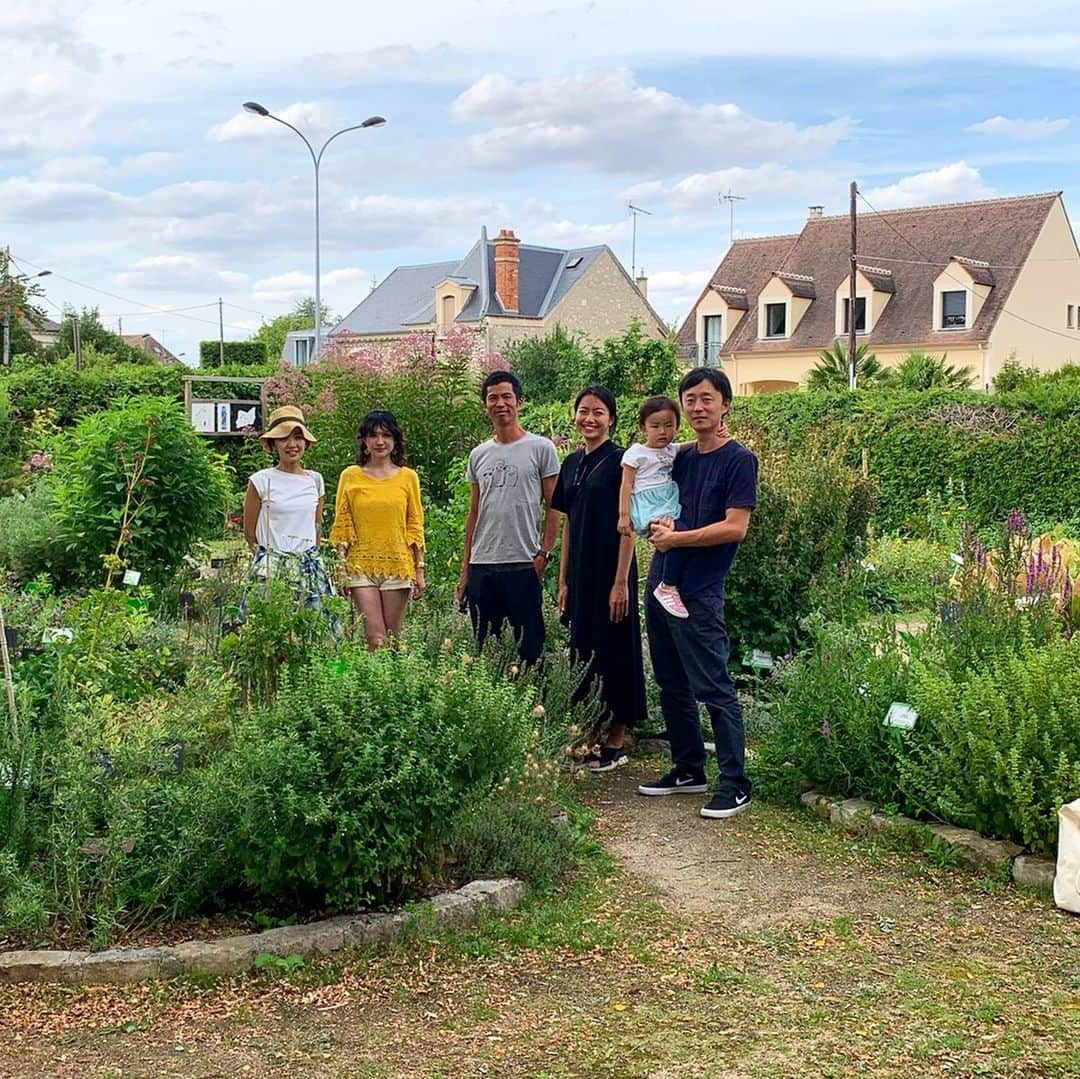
[241, 545, 341, 633]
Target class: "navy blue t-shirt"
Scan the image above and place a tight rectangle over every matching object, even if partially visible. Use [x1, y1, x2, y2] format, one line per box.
[646, 439, 758, 598]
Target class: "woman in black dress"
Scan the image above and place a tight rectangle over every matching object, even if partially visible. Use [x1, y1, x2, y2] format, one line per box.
[553, 384, 648, 770]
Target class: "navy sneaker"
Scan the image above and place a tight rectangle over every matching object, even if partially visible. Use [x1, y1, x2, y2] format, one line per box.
[589, 746, 629, 772]
[700, 789, 751, 819]
[637, 767, 708, 796]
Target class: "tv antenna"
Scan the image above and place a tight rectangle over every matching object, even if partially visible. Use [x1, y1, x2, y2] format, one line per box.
[719, 190, 745, 245]
[627, 202, 652, 278]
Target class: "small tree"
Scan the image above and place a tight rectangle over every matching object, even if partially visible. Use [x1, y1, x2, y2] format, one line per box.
[503, 325, 586, 403]
[563, 318, 679, 400]
[808, 341, 891, 391]
[47, 307, 147, 365]
[894, 350, 974, 391]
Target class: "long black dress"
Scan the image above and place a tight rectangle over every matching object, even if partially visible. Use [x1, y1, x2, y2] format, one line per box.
[551, 440, 647, 729]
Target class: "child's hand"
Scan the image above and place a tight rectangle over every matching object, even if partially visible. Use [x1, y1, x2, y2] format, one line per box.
[717, 416, 732, 439]
[617, 514, 632, 537]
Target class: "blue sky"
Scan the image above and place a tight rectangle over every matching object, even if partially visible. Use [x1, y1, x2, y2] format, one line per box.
[3, 0, 1079, 362]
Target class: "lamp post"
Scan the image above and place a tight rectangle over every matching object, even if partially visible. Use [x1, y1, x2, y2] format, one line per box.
[2, 249, 51, 367]
[242, 102, 385, 361]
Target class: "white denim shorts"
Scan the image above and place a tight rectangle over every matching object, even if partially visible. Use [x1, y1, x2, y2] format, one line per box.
[344, 573, 413, 591]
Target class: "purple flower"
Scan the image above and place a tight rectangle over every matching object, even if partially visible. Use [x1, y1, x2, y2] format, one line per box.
[821, 718, 831, 739]
[1006, 508, 1028, 536]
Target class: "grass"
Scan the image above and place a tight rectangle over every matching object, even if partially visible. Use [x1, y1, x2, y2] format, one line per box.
[1, 803, 1077, 1078]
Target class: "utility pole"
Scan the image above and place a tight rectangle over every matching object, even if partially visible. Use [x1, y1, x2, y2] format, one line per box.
[118, 316, 122, 336]
[73, 313, 83, 372]
[720, 190, 745, 245]
[219, 297, 225, 367]
[848, 181, 858, 391]
[627, 202, 652, 279]
[2, 246, 10, 369]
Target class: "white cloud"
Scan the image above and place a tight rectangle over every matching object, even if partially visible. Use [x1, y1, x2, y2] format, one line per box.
[114, 255, 247, 293]
[207, 101, 336, 143]
[453, 70, 850, 174]
[967, 115, 1070, 139]
[645, 268, 713, 321]
[251, 266, 370, 317]
[529, 219, 630, 247]
[861, 162, 994, 210]
[117, 151, 181, 175]
[251, 270, 315, 304]
[625, 164, 841, 214]
[36, 155, 109, 182]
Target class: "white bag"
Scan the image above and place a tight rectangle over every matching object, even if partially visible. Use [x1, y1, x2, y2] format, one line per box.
[1054, 798, 1080, 914]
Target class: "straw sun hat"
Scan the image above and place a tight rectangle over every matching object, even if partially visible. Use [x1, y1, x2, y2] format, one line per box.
[259, 405, 317, 450]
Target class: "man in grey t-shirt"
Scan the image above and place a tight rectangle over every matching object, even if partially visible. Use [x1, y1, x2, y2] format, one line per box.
[455, 370, 560, 664]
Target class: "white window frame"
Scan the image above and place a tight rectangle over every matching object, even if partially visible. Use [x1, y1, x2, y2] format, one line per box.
[764, 301, 788, 339]
[840, 295, 868, 335]
[294, 337, 312, 367]
[703, 314, 723, 365]
[940, 289, 968, 331]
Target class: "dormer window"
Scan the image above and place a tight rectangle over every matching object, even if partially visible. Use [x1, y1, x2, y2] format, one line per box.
[765, 302, 787, 338]
[942, 290, 967, 329]
[841, 297, 867, 334]
[441, 294, 456, 325]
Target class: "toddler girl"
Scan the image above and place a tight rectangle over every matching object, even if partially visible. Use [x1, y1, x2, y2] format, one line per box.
[618, 396, 689, 619]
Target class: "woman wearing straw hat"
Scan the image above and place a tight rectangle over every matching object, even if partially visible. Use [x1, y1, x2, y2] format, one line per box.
[241, 405, 336, 613]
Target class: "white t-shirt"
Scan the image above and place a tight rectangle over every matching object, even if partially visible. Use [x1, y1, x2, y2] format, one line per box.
[621, 442, 680, 492]
[250, 467, 324, 553]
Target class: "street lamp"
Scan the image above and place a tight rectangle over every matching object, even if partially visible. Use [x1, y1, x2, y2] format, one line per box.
[242, 101, 385, 361]
[1, 254, 51, 367]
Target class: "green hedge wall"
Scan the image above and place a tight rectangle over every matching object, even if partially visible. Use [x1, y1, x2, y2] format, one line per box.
[0, 364, 186, 429]
[734, 387, 1080, 531]
[199, 340, 267, 367]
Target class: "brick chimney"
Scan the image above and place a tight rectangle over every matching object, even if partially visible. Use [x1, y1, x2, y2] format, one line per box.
[635, 273, 648, 298]
[494, 228, 521, 313]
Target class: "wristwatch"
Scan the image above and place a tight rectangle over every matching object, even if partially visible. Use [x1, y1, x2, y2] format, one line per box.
[535, 549, 553, 563]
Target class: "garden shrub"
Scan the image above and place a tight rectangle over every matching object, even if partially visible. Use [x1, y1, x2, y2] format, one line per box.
[0, 479, 64, 580]
[48, 397, 230, 586]
[869, 534, 953, 611]
[199, 340, 267, 367]
[503, 325, 587, 404]
[449, 795, 577, 886]
[900, 635, 1080, 853]
[724, 437, 876, 662]
[225, 641, 538, 910]
[751, 618, 911, 806]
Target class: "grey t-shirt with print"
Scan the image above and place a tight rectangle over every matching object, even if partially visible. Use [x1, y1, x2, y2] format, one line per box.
[466, 432, 560, 564]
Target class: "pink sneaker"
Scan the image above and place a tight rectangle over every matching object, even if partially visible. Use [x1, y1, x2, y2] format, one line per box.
[653, 584, 689, 619]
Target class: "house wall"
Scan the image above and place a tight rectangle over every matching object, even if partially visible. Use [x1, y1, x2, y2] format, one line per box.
[986, 197, 1080, 385]
[726, 342, 987, 396]
[543, 248, 667, 344]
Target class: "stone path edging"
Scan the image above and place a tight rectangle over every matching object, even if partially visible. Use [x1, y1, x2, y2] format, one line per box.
[799, 792, 1057, 891]
[0, 878, 529, 986]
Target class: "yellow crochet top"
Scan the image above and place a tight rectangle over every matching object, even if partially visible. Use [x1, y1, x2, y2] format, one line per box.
[329, 466, 425, 580]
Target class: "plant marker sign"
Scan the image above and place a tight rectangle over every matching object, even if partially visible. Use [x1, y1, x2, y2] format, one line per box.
[122, 569, 141, 586]
[883, 702, 918, 730]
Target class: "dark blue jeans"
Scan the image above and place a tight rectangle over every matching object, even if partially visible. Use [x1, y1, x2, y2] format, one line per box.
[645, 589, 750, 796]
[466, 563, 545, 666]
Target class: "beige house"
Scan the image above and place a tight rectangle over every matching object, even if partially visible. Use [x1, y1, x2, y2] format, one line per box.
[279, 227, 666, 366]
[677, 192, 1080, 394]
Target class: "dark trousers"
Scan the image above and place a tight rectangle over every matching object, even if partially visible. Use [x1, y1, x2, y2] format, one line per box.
[652, 548, 685, 589]
[466, 563, 545, 666]
[645, 589, 750, 796]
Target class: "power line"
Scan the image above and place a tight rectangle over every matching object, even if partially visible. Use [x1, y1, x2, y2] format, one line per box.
[8, 252, 256, 334]
[855, 190, 1080, 345]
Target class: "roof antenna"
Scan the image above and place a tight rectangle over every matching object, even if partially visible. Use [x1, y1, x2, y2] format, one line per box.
[719, 190, 745, 246]
[627, 202, 652, 279]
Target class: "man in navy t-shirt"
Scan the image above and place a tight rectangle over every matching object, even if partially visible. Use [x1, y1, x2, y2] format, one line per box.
[637, 367, 758, 819]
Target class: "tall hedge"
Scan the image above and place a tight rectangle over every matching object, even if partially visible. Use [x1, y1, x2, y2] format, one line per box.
[199, 341, 266, 367]
[734, 387, 1080, 532]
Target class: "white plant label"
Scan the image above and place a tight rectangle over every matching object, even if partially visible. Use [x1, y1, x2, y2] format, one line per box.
[749, 649, 775, 670]
[122, 569, 142, 586]
[42, 627, 74, 645]
[884, 702, 918, 730]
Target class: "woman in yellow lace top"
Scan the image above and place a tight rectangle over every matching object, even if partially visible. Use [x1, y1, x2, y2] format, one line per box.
[330, 410, 425, 649]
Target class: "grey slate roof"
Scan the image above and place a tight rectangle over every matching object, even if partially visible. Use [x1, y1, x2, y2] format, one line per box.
[329, 234, 606, 337]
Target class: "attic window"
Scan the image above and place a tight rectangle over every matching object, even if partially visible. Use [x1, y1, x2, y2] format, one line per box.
[942, 290, 967, 329]
[565, 256, 583, 269]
